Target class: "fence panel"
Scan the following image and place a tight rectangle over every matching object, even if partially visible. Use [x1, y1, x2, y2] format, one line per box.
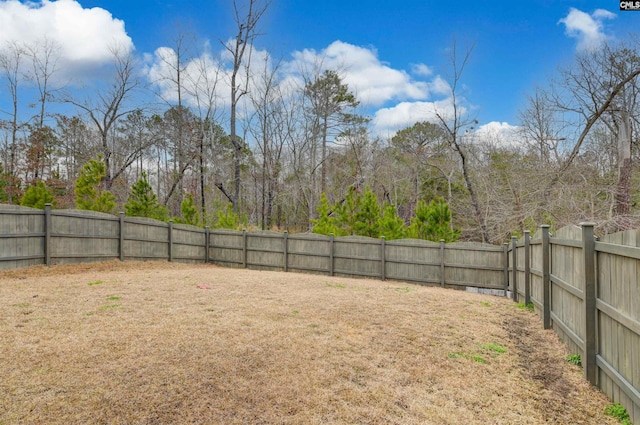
[247, 231, 285, 270]
[0, 205, 45, 269]
[122, 217, 169, 261]
[287, 233, 331, 274]
[333, 236, 381, 279]
[385, 239, 440, 285]
[515, 238, 526, 301]
[530, 229, 544, 319]
[210, 230, 244, 267]
[51, 210, 119, 264]
[549, 225, 585, 358]
[172, 224, 207, 263]
[597, 230, 640, 424]
[445, 242, 504, 290]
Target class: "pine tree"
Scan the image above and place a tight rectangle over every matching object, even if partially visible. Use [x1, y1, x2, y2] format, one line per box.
[311, 193, 345, 236]
[216, 203, 241, 229]
[408, 198, 460, 242]
[20, 181, 55, 209]
[75, 158, 115, 213]
[378, 204, 407, 240]
[124, 172, 168, 221]
[179, 193, 200, 226]
[333, 186, 360, 235]
[352, 186, 381, 238]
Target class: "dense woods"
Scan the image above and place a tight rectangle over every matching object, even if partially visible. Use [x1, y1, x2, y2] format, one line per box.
[1, 1, 639, 243]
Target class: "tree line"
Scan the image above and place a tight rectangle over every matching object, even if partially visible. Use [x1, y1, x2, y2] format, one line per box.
[1, 1, 639, 243]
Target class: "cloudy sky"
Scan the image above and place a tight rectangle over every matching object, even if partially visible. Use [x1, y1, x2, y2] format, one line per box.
[0, 0, 638, 138]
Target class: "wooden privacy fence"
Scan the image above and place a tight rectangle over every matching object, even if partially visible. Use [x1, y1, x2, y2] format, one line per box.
[509, 224, 640, 424]
[0, 204, 506, 291]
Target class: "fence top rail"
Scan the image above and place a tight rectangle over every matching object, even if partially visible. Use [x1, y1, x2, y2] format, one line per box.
[246, 231, 286, 240]
[549, 237, 582, 249]
[52, 209, 119, 222]
[0, 204, 44, 213]
[287, 233, 331, 242]
[0, 209, 44, 216]
[123, 216, 169, 228]
[446, 244, 504, 252]
[172, 223, 206, 234]
[385, 239, 440, 248]
[595, 241, 640, 260]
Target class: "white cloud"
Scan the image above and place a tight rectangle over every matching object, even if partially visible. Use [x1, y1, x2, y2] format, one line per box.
[411, 63, 433, 77]
[372, 99, 458, 137]
[474, 121, 523, 148]
[559, 7, 615, 51]
[0, 0, 133, 79]
[290, 41, 433, 107]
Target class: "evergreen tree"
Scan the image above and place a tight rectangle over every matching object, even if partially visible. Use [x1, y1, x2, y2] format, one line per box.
[333, 186, 360, 235]
[216, 203, 241, 229]
[311, 193, 345, 236]
[124, 172, 168, 221]
[20, 181, 55, 209]
[408, 198, 460, 242]
[74, 158, 115, 213]
[0, 164, 8, 203]
[378, 204, 407, 240]
[352, 186, 381, 237]
[179, 193, 199, 226]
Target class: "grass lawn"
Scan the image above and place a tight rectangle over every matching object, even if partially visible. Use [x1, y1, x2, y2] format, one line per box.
[0, 261, 618, 424]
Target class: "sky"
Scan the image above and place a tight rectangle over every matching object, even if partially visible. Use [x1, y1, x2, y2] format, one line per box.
[0, 0, 639, 139]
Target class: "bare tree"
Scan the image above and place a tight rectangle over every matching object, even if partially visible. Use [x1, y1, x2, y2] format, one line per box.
[26, 38, 61, 129]
[434, 40, 490, 242]
[223, 0, 271, 212]
[0, 41, 26, 203]
[64, 47, 142, 189]
[541, 41, 640, 217]
[185, 49, 224, 222]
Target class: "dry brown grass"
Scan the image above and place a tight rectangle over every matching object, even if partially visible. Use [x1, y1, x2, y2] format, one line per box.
[0, 261, 617, 424]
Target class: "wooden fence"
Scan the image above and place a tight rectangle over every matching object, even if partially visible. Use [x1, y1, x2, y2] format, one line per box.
[509, 224, 640, 424]
[0, 204, 505, 291]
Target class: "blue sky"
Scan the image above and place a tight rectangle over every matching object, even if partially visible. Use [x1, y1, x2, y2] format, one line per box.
[1, 0, 639, 137]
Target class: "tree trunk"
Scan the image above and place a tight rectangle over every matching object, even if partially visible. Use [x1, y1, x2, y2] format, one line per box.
[615, 109, 632, 218]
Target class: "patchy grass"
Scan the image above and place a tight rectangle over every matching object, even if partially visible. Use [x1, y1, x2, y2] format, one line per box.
[87, 280, 104, 286]
[0, 261, 619, 425]
[516, 302, 535, 312]
[566, 353, 582, 367]
[604, 403, 632, 425]
[481, 343, 507, 354]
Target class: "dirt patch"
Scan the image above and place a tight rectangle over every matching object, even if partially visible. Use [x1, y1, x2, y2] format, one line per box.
[502, 312, 609, 424]
[1, 261, 617, 424]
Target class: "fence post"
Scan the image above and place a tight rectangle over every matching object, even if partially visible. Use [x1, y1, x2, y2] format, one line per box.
[242, 229, 247, 268]
[503, 243, 509, 297]
[541, 225, 551, 329]
[524, 230, 531, 305]
[512, 236, 518, 302]
[581, 222, 597, 386]
[440, 239, 446, 287]
[380, 236, 386, 281]
[329, 233, 335, 276]
[284, 231, 289, 272]
[205, 227, 210, 263]
[119, 212, 125, 262]
[168, 220, 173, 262]
[44, 203, 52, 267]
